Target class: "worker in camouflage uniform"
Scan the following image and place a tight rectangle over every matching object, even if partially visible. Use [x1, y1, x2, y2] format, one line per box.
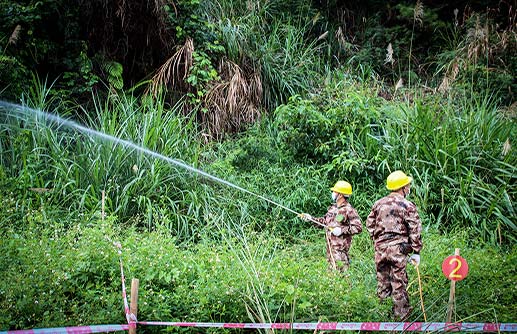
[366, 170, 422, 321]
[300, 180, 363, 272]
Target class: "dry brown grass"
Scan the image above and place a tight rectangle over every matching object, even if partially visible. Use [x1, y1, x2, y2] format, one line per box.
[437, 5, 515, 95]
[438, 61, 459, 93]
[395, 78, 404, 92]
[336, 26, 346, 49]
[501, 101, 517, 119]
[385, 43, 394, 65]
[335, 26, 358, 58]
[202, 58, 262, 139]
[115, 0, 127, 30]
[466, 16, 489, 64]
[317, 31, 329, 41]
[502, 137, 511, 156]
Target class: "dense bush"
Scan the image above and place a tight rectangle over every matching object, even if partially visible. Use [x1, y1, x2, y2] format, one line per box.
[0, 214, 515, 331]
[274, 70, 516, 243]
[0, 1, 515, 331]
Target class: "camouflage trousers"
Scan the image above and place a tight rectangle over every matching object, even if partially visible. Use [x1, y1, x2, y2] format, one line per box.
[326, 242, 350, 272]
[374, 244, 411, 320]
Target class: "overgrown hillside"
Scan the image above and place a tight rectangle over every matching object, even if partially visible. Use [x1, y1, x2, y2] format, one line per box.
[1, 0, 515, 133]
[0, 0, 516, 332]
[0, 68, 515, 330]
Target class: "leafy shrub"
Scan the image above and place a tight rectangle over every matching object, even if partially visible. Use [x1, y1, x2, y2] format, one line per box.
[273, 71, 516, 244]
[274, 91, 384, 178]
[1, 218, 515, 331]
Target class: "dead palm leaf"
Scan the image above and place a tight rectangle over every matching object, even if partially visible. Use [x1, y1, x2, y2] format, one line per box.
[148, 37, 194, 97]
[203, 58, 262, 138]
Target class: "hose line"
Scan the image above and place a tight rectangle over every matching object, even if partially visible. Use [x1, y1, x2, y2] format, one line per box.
[415, 264, 427, 322]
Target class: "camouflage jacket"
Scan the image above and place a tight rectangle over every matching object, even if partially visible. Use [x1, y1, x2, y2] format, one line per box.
[366, 193, 422, 253]
[314, 201, 363, 248]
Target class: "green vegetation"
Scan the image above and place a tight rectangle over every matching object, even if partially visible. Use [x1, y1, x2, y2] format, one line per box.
[274, 74, 516, 243]
[0, 80, 515, 330]
[0, 216, 515, 330]
[0, 0, 515, 332]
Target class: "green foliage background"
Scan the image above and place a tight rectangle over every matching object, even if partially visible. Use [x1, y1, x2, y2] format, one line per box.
[0, 0, 516, 332]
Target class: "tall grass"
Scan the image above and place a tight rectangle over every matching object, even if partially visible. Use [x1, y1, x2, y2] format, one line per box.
[208, 0, 327, 111]
[273, 72, 516, 244]
[256, 21, 324, 110]
[1, 64, 514, 245]
[0, 83, 222, 240]
[433, 9, 516, 104]
[396, 94, 516, 243]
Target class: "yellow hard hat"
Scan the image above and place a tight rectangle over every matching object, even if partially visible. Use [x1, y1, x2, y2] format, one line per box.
[386, 170, 413, 190]
[331, 180, 352, 195]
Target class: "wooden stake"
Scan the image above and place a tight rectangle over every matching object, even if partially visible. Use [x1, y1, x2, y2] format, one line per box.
[129, 278, 139, 334]
[446, 248, 460, 323]
[101, 190, 105, 220]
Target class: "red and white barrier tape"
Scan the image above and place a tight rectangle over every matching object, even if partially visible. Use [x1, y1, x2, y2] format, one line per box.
[4, 322, 516, 333]
[0, 324, 130, 334]
[138, 321, 517, 332]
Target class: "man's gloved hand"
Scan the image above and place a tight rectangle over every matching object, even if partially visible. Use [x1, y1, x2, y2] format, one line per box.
[298, 213, 312, 222]
[330, 227, 342, 236]
[409, 254, 420, 266]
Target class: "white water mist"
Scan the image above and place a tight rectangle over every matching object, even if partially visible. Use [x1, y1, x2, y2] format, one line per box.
[0, 100, 298, 216]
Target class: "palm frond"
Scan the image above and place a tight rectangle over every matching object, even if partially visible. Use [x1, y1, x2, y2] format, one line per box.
[149, 37, 194, 97]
